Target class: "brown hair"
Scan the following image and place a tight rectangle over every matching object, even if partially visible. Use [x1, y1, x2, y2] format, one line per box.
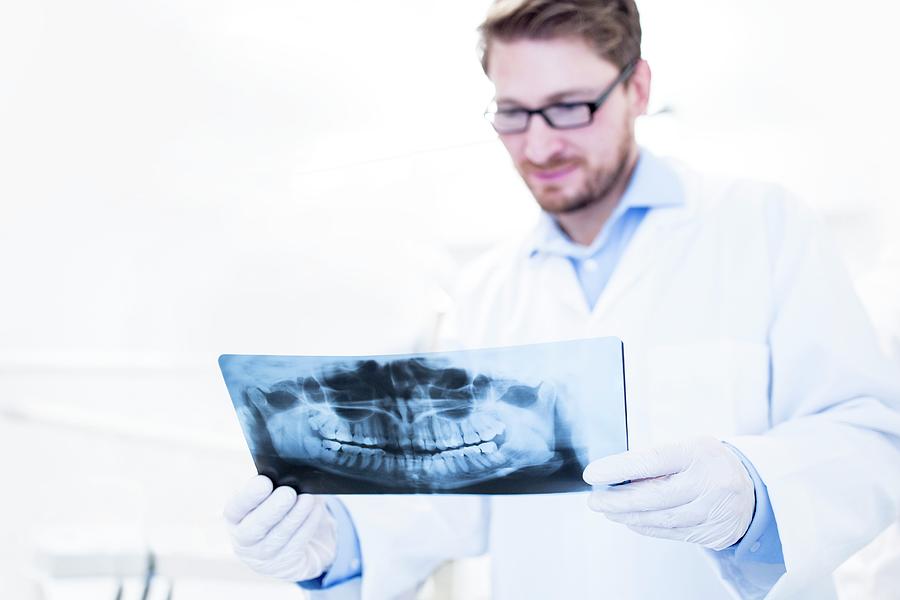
[477, 0, 642, 74]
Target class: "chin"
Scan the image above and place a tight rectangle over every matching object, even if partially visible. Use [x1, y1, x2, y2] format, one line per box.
[535, 193, 584, 215]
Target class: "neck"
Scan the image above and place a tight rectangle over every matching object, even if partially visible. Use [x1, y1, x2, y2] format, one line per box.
[554, 146, 640, 246]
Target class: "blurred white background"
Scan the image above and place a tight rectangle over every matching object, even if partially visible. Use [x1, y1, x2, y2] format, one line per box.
[1, 1, 898, 598]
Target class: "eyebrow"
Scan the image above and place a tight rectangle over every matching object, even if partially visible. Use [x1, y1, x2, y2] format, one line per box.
[495, 88, 598, 108]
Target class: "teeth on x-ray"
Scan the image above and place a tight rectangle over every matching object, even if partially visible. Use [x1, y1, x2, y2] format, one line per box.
[242, 357, 556, 490]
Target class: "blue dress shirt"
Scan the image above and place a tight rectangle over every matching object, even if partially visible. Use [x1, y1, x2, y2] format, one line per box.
[300, 149, 785, 592]
[527, 147, 684, 309]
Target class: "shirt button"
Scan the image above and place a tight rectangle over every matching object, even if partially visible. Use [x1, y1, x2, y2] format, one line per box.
[583, 258, 599, 272]
[750, 542, 761, 553]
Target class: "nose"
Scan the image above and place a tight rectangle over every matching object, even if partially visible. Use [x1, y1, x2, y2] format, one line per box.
[522, 114, 565, 165]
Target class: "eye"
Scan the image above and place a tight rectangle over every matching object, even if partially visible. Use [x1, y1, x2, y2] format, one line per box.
[546, 102, 585, 114]
[492, 108, 528, 127]
[544, 103, 592, 127]
[499, 384, 540, 408]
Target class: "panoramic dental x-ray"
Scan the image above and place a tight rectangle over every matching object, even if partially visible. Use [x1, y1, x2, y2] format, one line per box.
[219, 337, 627, 494]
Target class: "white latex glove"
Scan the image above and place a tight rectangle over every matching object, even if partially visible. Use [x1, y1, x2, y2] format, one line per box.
[224, 475, 337, 581]
[582, 436, 755, 551]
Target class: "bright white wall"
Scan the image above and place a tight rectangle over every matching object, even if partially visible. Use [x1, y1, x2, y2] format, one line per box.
[3, 1, 898, 364]
[0, 1, 898, 597]
[638, 0, 900, 276]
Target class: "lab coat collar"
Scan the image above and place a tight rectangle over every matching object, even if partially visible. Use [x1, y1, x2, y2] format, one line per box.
[526, 148, 685, 259]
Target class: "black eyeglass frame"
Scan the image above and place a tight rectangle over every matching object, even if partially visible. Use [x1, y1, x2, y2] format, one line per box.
[484, 60, 639, 134]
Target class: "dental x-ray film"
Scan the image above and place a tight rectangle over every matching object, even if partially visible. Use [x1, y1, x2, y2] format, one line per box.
[219, 337, 627, 494]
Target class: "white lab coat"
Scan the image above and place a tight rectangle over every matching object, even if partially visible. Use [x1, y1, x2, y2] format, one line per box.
[834, 215, 900, 598]
[339, 159, 900, 600]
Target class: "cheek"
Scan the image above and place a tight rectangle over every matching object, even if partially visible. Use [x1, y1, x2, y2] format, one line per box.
[499, 136, 526, 163]
[576, 124, 612, 157]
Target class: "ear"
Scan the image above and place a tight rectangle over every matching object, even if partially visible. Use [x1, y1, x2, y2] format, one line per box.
[625, 59, 651, 117]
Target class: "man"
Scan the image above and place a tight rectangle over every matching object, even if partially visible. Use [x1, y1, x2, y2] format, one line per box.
[224, 1, 900, 598]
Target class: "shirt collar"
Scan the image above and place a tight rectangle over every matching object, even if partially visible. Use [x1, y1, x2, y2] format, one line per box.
[527, 148, 685, 259]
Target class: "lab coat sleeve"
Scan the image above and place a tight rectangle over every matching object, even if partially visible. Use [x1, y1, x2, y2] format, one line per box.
[337, 494, 489, 600]
[723, 195, 900, 599]
[712, 446, 786, 598]
[299, 498, 362, 591]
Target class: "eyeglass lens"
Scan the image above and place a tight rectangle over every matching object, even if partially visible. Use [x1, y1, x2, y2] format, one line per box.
[491, 104, 592, 133]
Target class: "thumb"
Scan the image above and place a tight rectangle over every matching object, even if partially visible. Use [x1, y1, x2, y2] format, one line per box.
[583, 442, 693, 485]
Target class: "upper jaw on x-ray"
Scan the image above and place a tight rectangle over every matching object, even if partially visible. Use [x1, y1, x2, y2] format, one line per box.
[240, 357, 558, 491]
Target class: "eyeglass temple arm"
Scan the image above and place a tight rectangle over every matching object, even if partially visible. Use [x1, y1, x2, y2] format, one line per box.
[590, 60, 639, 111]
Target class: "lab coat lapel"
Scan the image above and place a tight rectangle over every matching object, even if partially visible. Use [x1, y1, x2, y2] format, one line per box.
[514, 254, 590, 343]
[589, 199, 698, 321]
[545, 255, 591, 319]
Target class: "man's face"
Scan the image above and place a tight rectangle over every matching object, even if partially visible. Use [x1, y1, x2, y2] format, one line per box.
[487, 37, 645, 214]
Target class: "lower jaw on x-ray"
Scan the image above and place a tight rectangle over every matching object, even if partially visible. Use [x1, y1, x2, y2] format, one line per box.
[219, 337, 627, 494]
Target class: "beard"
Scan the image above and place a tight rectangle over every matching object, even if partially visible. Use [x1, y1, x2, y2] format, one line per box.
[522, 132, 633, 216]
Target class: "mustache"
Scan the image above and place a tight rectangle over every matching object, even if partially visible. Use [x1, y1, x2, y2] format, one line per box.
[522, 158, 582, 174]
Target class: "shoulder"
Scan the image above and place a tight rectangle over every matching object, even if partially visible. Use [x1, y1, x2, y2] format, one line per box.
[668, 157, 824, 247]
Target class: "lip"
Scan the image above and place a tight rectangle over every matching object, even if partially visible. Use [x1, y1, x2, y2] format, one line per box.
[530, 163, 577, 181]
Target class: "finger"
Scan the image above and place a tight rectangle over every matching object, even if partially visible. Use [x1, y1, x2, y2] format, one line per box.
[230, 485, 298, 547]
[277, 499, 330, 558]
[295, 520, 336, 577]
[587, 473, 697, 513]
[255, 494, 321, 559]
[603, 497, 709, 529]
[255, 504, 330, 581]
[625, 523, 696, 544]
[224, 475, 274, 524]
[583, 442, 693, 485]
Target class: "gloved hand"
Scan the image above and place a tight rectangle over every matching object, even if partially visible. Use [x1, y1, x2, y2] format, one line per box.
[582, 436, 755, 551]
[224, 475, 337, 581]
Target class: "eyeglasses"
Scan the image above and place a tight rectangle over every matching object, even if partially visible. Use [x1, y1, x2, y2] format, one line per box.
[484, 61, 638, 134]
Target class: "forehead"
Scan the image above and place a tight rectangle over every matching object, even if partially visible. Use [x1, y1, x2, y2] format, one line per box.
[487, 37, 619, 103]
